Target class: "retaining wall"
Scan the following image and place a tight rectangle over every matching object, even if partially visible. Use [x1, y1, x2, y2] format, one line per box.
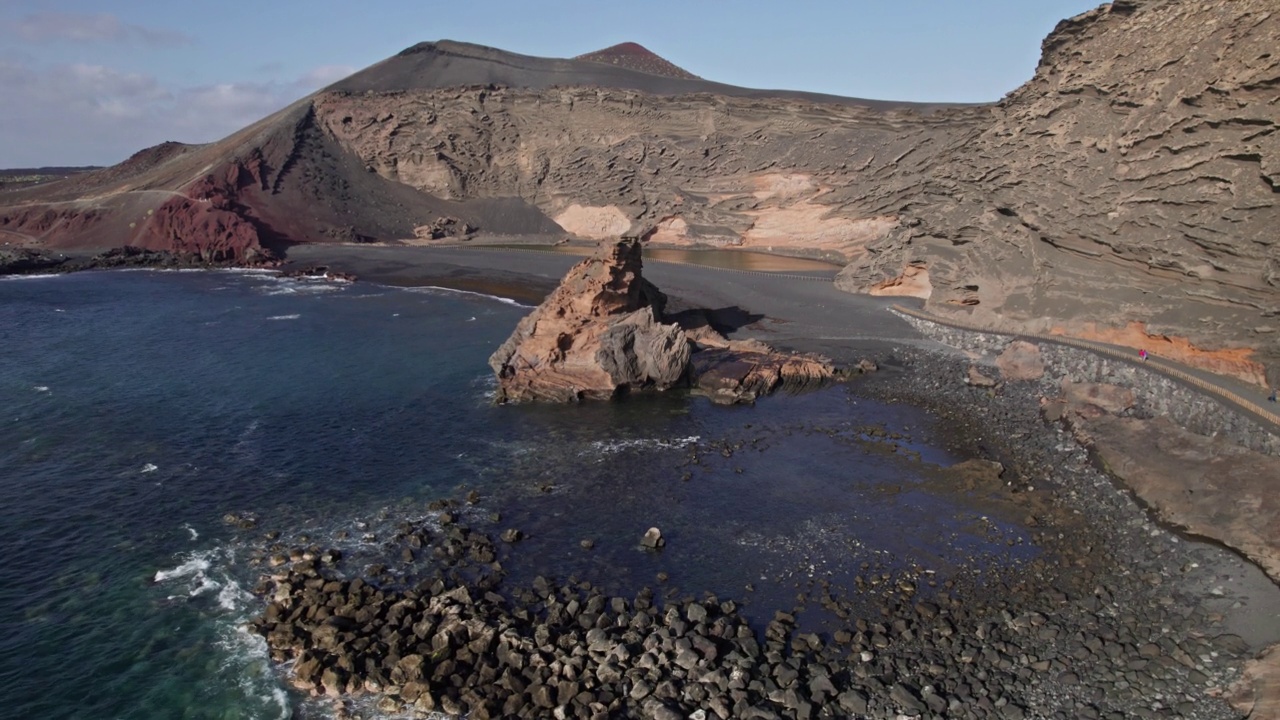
[892, 307, 1280, 457]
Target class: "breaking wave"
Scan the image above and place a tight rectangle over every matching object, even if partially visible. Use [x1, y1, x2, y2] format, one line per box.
[585, 435, 701, 457]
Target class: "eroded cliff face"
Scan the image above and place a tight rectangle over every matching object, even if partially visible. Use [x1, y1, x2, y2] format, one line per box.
[5, 11, 1275, 380]
[835, 0, 1280, 383]
[311, 88, 977, 259]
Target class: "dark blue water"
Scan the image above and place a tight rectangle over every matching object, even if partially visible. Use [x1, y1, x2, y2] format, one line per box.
[0, 270, 1034, 718]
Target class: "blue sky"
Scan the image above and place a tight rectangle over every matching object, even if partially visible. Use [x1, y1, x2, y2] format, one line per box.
[0, 0, 1102, 167]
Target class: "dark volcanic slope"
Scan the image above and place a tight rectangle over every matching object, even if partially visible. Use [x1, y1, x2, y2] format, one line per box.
[330, 40, 941, 110]
[574, 42, 701, 80]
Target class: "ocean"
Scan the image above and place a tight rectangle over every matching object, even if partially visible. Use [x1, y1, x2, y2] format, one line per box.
[0, 270, 1038, 718]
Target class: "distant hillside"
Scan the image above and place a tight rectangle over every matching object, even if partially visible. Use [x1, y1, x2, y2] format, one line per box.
[0, 166, 101, 189]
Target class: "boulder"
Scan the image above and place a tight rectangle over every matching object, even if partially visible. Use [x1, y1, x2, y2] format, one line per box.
[966, 366, 997, 388]
[1229, 642, 1280, 719]
[1060, 379, 1136, 417]
[996, 341, 1044, 381]
[489, 239, 690, 402]
[1080, 415, 1280, 585]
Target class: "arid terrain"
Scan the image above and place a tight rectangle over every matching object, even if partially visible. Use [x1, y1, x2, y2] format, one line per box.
[2, 0, 1274, 384]
[3, 2, 1279, 716]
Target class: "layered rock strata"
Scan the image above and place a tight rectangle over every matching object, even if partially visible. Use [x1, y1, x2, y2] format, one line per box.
[837, 0, 1280, 384]
[489, 240, 689, 402]
[489, 240, 840, 403]
[5, 2, 1275, 380]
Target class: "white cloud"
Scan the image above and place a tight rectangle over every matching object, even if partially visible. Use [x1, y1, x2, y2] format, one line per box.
[0, 61, 348, 167]
[9, 12, 192, 46]
[298, 64, 356, 89]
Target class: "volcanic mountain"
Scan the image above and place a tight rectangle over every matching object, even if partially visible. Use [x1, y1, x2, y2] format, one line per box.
[1, 0, 1276, 384]
[574, 42, 701, 80]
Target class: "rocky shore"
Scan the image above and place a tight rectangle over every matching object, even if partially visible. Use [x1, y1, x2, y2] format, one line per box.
[245, 345, 1267, 719]
[0, 245, 277, 276]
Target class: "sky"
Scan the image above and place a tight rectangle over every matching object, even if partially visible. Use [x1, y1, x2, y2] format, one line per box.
[0, 0, 1103, 168]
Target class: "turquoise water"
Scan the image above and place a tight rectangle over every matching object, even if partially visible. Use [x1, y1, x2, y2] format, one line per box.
[0, 270, 1032, 718]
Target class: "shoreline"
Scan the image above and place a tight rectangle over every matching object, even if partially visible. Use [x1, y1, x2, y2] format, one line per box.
[279, 243, 932, 365]
[266, 242, 1280, 716]
[8, 242, 1278, 715]
[240, 342, 1276, 719]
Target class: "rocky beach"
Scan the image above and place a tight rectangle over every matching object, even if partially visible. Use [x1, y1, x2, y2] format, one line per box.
[233, 242, 1280, 719]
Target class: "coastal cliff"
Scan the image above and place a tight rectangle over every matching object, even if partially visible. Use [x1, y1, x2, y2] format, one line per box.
[488, 240, 689, 403]
[836, 0, 1280, 385]
[4, 1, 1275, 382]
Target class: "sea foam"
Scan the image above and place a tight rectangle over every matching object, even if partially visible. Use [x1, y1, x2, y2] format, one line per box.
[586, 435, 701, 457]
[405, 284, 531, 308]
[0, 273, 62, 281]
[153, 553, 211, 584]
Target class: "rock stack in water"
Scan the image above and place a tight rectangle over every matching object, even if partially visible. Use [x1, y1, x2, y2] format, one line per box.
[489, 239, 847, 404]
[489, 239, 690, 402]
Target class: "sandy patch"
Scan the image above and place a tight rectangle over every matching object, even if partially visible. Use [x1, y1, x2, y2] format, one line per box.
[554, 204, 632, 240]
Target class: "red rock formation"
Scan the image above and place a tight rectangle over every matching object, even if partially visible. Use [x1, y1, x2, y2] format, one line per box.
[689, 347, 839, 405]
[489, 239, 690, 402]
[573, 42, 700, 80]
[489, 239, 844, 403]
[680, 311, 842, 404]
[996, 341, 1045, 381]
[131, 160, 272, 263]
[1229, 644, 1280, 719]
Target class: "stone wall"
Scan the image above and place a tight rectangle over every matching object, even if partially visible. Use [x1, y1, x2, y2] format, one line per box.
[895, 311, 1280, 456]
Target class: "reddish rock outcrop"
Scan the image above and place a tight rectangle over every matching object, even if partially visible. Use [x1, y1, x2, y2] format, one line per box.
[1051, 321, 1269, 387]
[489, 239, 845, 403]
[489, 240, 689, 402]
[573, 42, 700, 80]
[995, 341, 1045, 381]
[131, 158, 273, 263]
[1078, 415, 1280, 584]
[689, 349, 839, 405]
[1230, 643, 1280, 719]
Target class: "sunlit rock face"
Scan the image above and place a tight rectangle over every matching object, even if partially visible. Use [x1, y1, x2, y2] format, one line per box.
[836, 0, 1280, 385]
[488, 239, 689, 403]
